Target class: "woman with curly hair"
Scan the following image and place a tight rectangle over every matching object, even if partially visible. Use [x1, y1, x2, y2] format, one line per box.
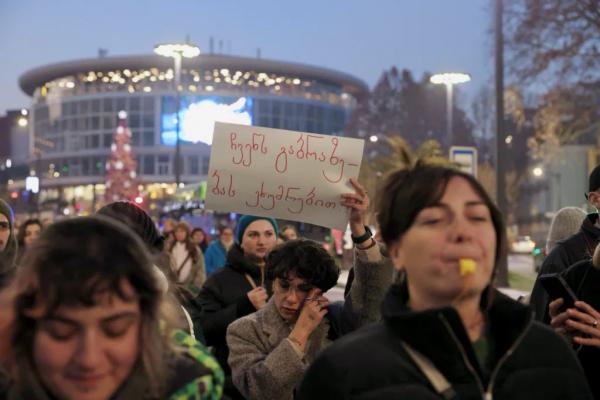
[0, 216, 223, 399]
[225, 178, 392, 400]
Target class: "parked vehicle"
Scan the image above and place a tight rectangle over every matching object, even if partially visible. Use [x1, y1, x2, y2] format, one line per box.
[511, 235, 536, 254]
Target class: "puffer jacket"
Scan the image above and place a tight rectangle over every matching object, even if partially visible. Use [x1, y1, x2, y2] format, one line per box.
[562, 259, 600, 400]
[530, 213, 600, 322]
[298, 283, 591, 400]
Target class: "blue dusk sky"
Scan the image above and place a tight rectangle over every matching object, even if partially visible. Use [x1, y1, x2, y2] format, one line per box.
[0, 0, 493, 114]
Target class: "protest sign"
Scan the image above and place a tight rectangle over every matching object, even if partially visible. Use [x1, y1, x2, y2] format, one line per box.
[205, 122, 365, 230]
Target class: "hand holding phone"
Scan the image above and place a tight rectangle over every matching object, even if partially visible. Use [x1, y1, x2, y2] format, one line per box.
[539, 273, 578, 311]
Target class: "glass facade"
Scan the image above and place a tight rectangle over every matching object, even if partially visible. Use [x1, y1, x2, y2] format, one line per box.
[26, 60, 364, 186]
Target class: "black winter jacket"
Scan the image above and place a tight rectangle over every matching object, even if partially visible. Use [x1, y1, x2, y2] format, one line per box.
[562, 260, 600, 399]
[530, 213, 600, 322]
[298, 283, 591, 400]
[194, 243, 263, 398]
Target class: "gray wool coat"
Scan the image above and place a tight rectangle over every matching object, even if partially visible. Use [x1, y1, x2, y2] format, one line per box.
[226, 243, 392, 400]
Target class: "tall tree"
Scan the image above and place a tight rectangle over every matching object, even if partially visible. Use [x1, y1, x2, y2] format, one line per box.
[505, 1, 600, 161]
[347, 67, 476, 149]
[528, 83, 600, 161]
[105, 111, 139, 202]
[505, 0, 600, 85]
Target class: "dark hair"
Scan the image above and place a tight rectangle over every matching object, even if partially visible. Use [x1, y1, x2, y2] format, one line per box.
[219, 226, 233, 236]
[376, 163, 506, 267]
[191, 227, 207, 241]
[16, 218, 43, 248]
[98, 201, 164, 253]
[168, 221, 200, 263]
[279, 224, 298, 241]
[266, 239, 339, 292]
[7, 216, 169, 395]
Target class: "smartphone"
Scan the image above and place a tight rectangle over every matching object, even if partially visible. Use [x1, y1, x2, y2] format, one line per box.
[538, 273, 578, 310]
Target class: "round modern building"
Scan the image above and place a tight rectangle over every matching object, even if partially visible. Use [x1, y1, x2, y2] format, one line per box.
[19, 52, 368, 212]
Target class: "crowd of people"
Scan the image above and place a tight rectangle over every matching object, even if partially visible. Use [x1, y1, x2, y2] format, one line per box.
[1, 163, 600, 399]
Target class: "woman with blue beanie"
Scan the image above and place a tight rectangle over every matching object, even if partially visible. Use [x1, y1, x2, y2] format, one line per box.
[196, 214, 279, 398]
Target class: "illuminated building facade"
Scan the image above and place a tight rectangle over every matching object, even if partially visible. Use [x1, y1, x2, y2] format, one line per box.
[18, 54, 368, 211]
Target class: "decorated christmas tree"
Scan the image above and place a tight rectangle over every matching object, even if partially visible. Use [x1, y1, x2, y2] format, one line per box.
[105, 111, 138, 202]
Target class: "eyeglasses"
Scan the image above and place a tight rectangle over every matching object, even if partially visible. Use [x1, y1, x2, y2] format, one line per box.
[276, 279, 315, 296]
[0, 221, 9, 231]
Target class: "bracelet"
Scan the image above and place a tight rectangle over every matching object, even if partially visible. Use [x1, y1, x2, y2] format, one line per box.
[351, 225, 372, 244]
[356, 237, 377, 250]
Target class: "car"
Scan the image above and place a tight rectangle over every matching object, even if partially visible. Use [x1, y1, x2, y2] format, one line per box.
[511, 235, 536, 254]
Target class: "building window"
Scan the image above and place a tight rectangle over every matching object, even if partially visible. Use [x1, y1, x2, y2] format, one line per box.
[103, 133, 112, 148]
[103, 98, 114, 113]
[143, 155, 155, 174]
[128, 114, 140, 128]
[142, 114, 154, 128]
[116, 97, 127, 112]
[202, 157, 210, 174]
[91, 134, 100, 148]
[103, 116, 114, 130]
[91, 116, 100, 130]
[79, 100, 89, 114]
[158, 155, 170, 175]
[142, 97, 154, 112]
[93, 158, 104, 175]
[143, 131, 154, 146]
[91, 99, 101, 113]
[131, 130, 140, 146]
[130, 97, 140, 112]
[188, 155, 199, 175]
[82, 158, 90, 175]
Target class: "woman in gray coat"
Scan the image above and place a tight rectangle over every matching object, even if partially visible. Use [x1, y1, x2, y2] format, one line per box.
[226, 179, 392, 399]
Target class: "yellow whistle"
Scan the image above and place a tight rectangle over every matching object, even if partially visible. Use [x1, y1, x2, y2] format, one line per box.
[459, 258, 476, 276]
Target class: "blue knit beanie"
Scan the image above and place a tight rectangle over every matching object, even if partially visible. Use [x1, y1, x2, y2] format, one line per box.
[236, 215, 279, 244]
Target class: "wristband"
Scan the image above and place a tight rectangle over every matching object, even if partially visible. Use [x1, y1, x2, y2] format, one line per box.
[356, 237, 377, 250]
[351, 225, 372, 244]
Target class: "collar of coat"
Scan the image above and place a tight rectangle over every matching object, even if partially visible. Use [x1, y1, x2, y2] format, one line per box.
[225, 243, 263, 281]
[582, 213, 600, 238]
[258, 298, 331, 359]
[380, 282, 532, 381]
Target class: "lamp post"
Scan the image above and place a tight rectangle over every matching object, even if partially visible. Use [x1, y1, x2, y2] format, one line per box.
[430, 72, 471, 147]
[154, 42, 200, 186]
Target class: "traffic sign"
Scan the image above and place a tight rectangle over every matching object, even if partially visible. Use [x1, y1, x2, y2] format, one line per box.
[450, 146, 478, 177]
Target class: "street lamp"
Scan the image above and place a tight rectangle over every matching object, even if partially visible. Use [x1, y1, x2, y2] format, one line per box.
[430, 72, 471, 147]
[154, 42, 200, 186]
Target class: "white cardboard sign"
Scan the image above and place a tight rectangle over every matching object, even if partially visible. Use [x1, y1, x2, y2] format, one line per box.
[205, 122, 365, 230]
